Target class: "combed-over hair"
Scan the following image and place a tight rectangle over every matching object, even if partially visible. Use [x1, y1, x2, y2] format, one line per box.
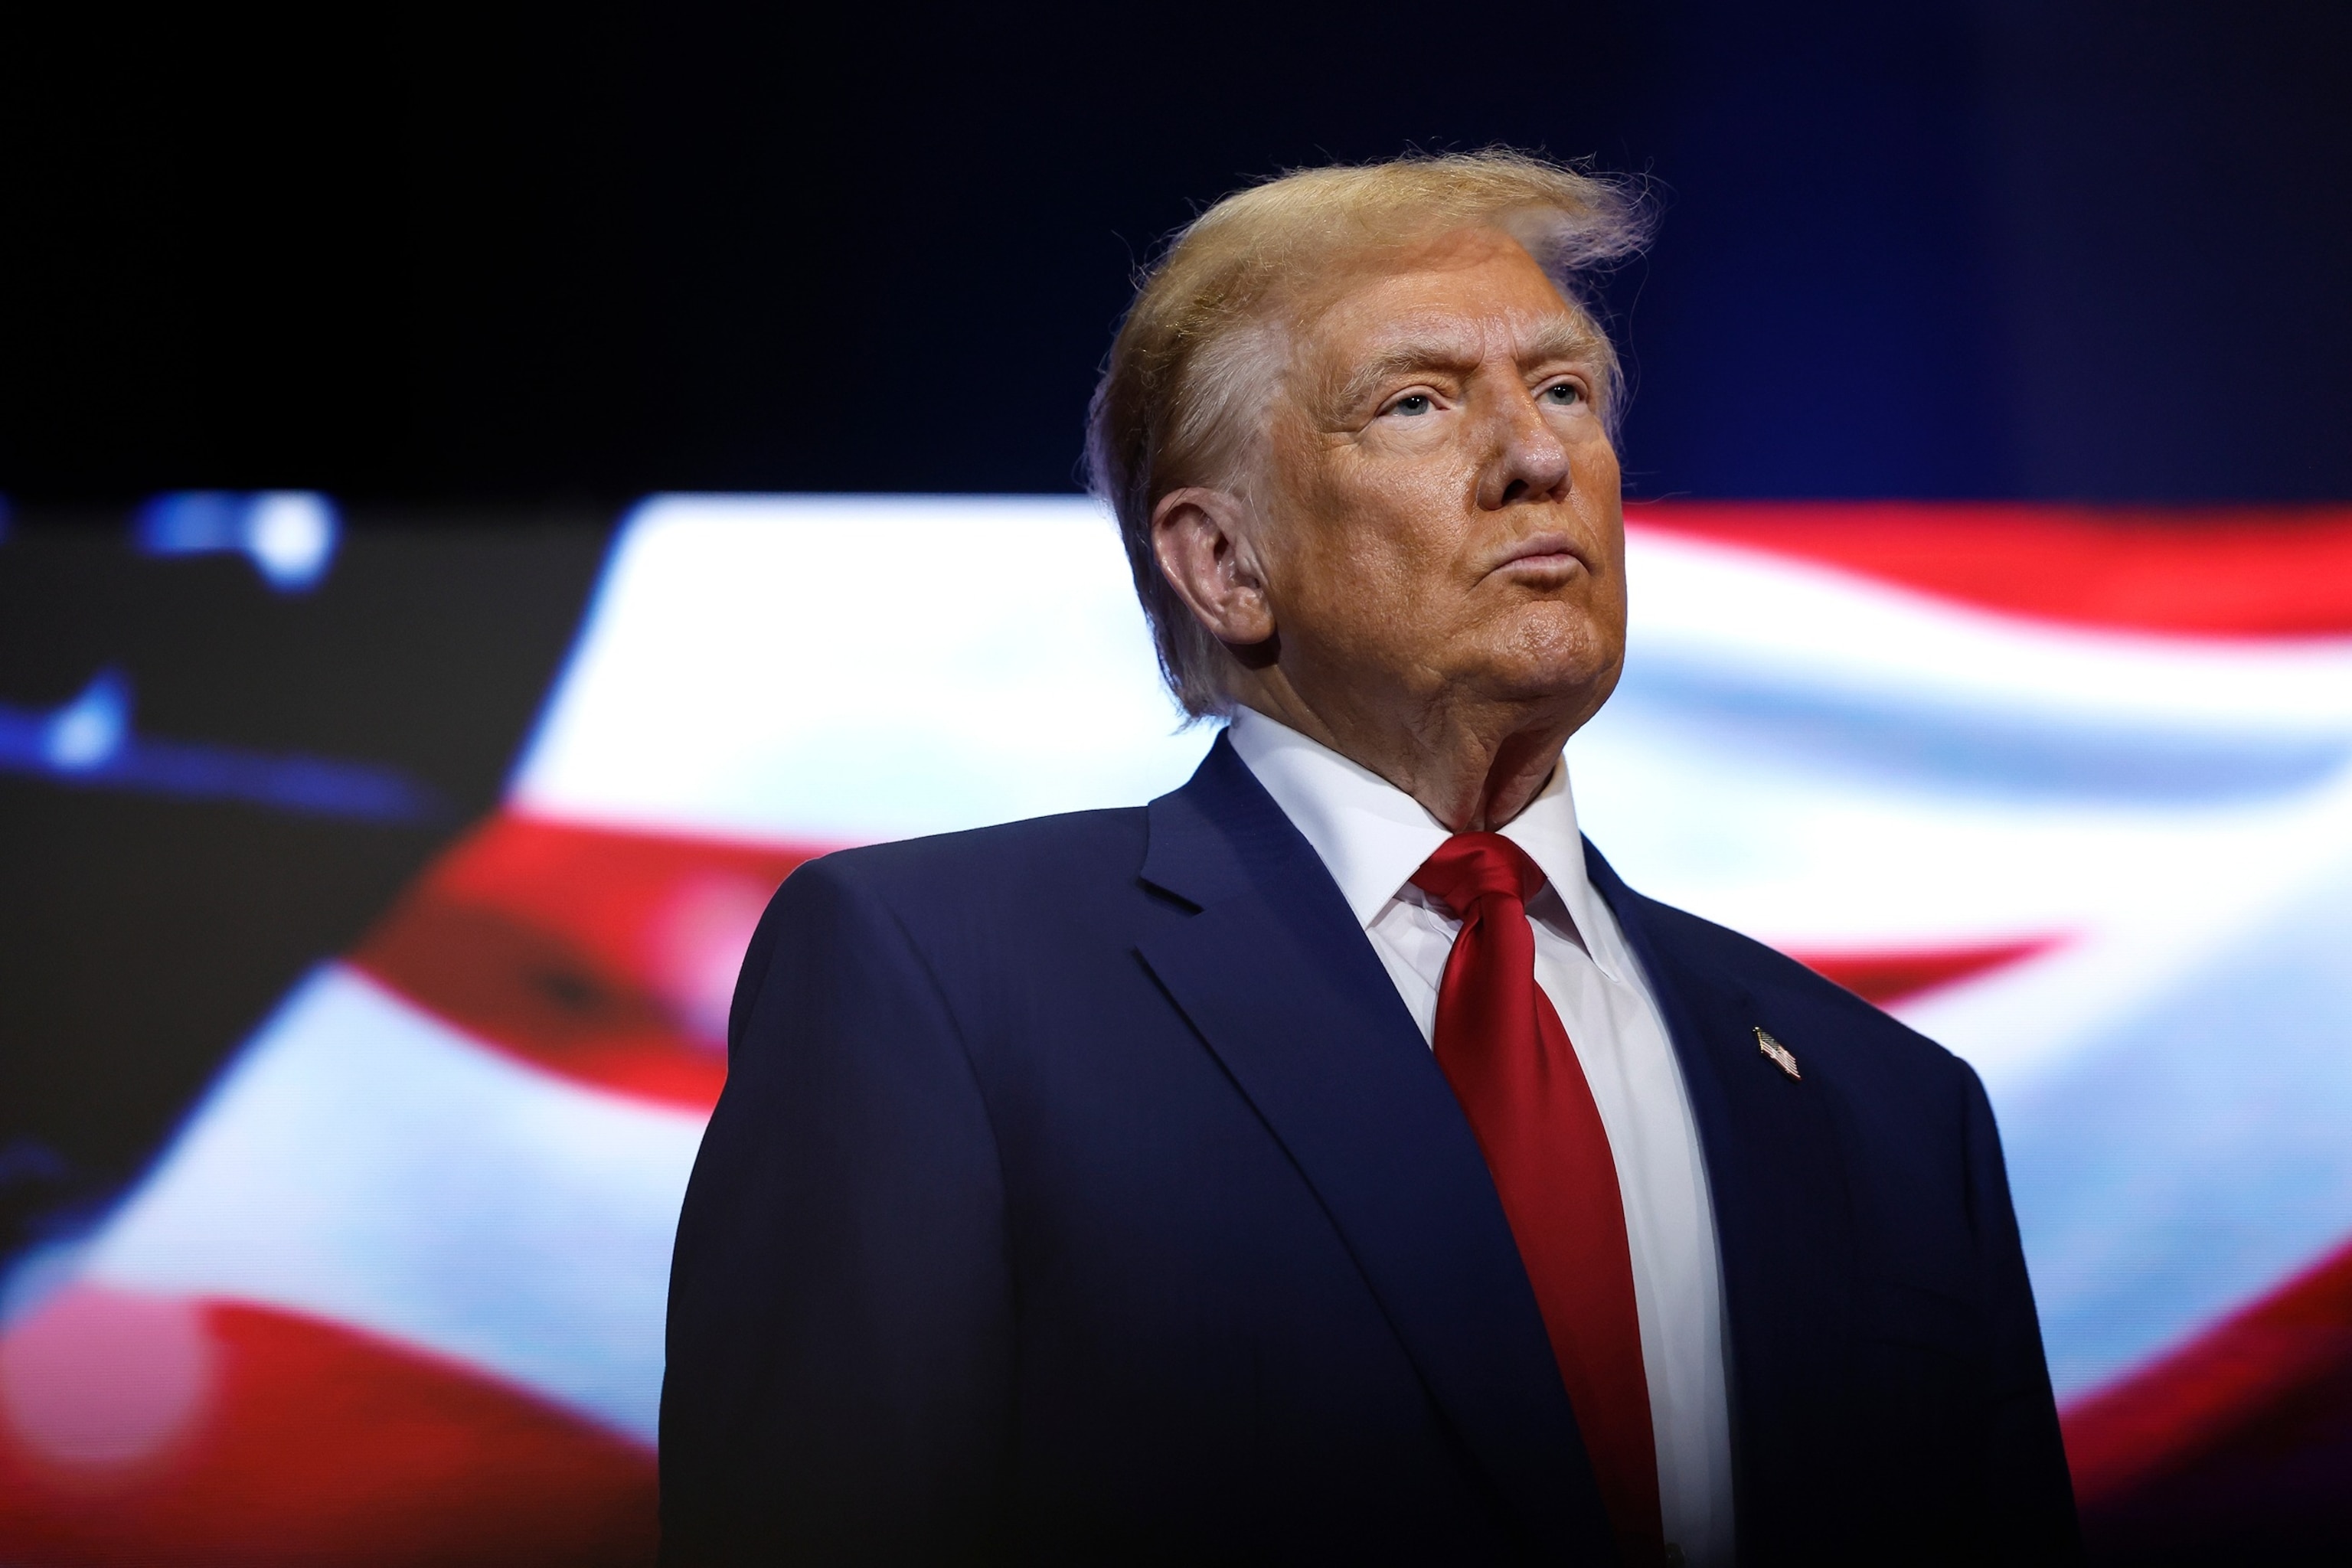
[1086, 149, 1655, 719]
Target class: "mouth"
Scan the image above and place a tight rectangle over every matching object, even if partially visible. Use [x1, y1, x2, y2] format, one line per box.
[1486, 531, 1589, 581]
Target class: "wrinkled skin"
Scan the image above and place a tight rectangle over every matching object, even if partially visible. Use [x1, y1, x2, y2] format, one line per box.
[1152, 227, 1628, 831]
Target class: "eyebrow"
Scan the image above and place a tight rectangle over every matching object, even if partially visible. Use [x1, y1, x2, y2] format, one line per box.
[1325, 318, 1602, 416]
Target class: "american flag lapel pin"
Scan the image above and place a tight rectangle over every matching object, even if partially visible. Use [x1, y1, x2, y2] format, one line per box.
[1754, 1026, 1802, 1081]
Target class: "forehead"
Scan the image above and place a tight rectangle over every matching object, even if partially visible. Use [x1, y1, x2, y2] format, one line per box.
[1300, 230, 1592, 364]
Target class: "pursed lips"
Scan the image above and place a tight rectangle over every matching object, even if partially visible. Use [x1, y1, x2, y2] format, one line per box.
[1484, 531, 1588, 580]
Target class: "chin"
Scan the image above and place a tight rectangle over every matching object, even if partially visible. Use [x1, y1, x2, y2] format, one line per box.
[1472, 615, 1623, 704]
[1471, 650, 1622, 713]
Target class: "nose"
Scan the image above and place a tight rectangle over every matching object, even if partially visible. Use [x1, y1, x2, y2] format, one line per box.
[1475, 384, 1575, 511]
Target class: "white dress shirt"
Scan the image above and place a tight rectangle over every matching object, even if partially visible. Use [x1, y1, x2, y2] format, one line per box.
[1227, 708, 1736, 1567]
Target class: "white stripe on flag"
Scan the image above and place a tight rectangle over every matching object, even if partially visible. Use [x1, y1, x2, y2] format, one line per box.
[510, 495, 1214, 847]
[81, 965, 705, 1443]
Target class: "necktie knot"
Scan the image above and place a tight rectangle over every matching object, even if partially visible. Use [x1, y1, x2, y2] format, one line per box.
[1410, 831, 1546, 916]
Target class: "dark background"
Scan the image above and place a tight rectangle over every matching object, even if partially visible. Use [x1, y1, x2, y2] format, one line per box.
[0, 521, 609, 1300]
[5, 0, 2350, 507]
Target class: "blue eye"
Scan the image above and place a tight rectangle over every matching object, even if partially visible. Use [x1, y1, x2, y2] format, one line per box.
[1390, 394, 1433, 416]
[1544, 382, 1583, 405]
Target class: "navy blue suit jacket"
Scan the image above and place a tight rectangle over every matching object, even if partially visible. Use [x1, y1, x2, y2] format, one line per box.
[660, 736, 2079, 1564]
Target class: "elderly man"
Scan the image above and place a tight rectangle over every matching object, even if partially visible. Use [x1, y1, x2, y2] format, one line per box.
[660, 152, 2079, 1566]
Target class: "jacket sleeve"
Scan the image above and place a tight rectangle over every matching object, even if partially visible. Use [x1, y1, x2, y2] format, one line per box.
[658, 855, 1014, 1565]
[1961, 1063, 2085, 1563]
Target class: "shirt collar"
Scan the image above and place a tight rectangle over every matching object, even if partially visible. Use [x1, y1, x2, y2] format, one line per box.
[1225, 707, 1621, 975]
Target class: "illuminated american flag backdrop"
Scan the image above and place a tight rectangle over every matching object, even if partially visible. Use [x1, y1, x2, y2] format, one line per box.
[3, 495, 2350, 1563]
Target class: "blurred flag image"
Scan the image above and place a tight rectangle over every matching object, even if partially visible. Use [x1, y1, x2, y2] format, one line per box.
[3, 496, 2350, 1563]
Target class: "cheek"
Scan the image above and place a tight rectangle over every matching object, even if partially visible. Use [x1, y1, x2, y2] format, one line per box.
[1279, 466, 1458, 595]
[1570, 429, 1622, 498]
[1288, 526, 1423, 635]
[1272, 524, 1463, 674]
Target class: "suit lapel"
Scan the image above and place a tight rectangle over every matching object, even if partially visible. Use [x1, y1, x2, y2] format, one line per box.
[1583, 840, 1858, 1557]
[1137, 737, 1615, 1561]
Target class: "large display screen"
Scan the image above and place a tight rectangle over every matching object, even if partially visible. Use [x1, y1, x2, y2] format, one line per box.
[4, 495, 2349, 1562]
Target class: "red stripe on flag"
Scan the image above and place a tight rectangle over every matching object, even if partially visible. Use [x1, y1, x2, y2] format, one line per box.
[2061, 1240, 2352, 1517]
[0, 1285, 655, 1567]
[351, 813, 829, 1109]
[1628, 503, 2352, 638]
[1788, 936, 2060, 1006]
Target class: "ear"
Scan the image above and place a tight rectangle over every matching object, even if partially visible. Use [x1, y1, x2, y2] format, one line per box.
[1151, 486, 1276, 647]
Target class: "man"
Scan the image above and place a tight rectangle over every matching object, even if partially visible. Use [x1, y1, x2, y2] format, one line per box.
[660, 152, 2080, 1566]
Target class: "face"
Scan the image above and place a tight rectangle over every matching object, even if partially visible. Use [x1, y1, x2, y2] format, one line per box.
[1251, 228, 1626, 730]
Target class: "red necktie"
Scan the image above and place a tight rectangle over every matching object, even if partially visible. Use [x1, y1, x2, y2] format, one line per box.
[1413, 834, 1663, 1566]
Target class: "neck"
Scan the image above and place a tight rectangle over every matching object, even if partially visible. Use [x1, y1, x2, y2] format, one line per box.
[1234, 671, 1583, 833]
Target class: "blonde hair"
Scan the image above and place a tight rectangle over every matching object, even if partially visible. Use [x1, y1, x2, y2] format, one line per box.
[1086, 149, 1655, 718]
